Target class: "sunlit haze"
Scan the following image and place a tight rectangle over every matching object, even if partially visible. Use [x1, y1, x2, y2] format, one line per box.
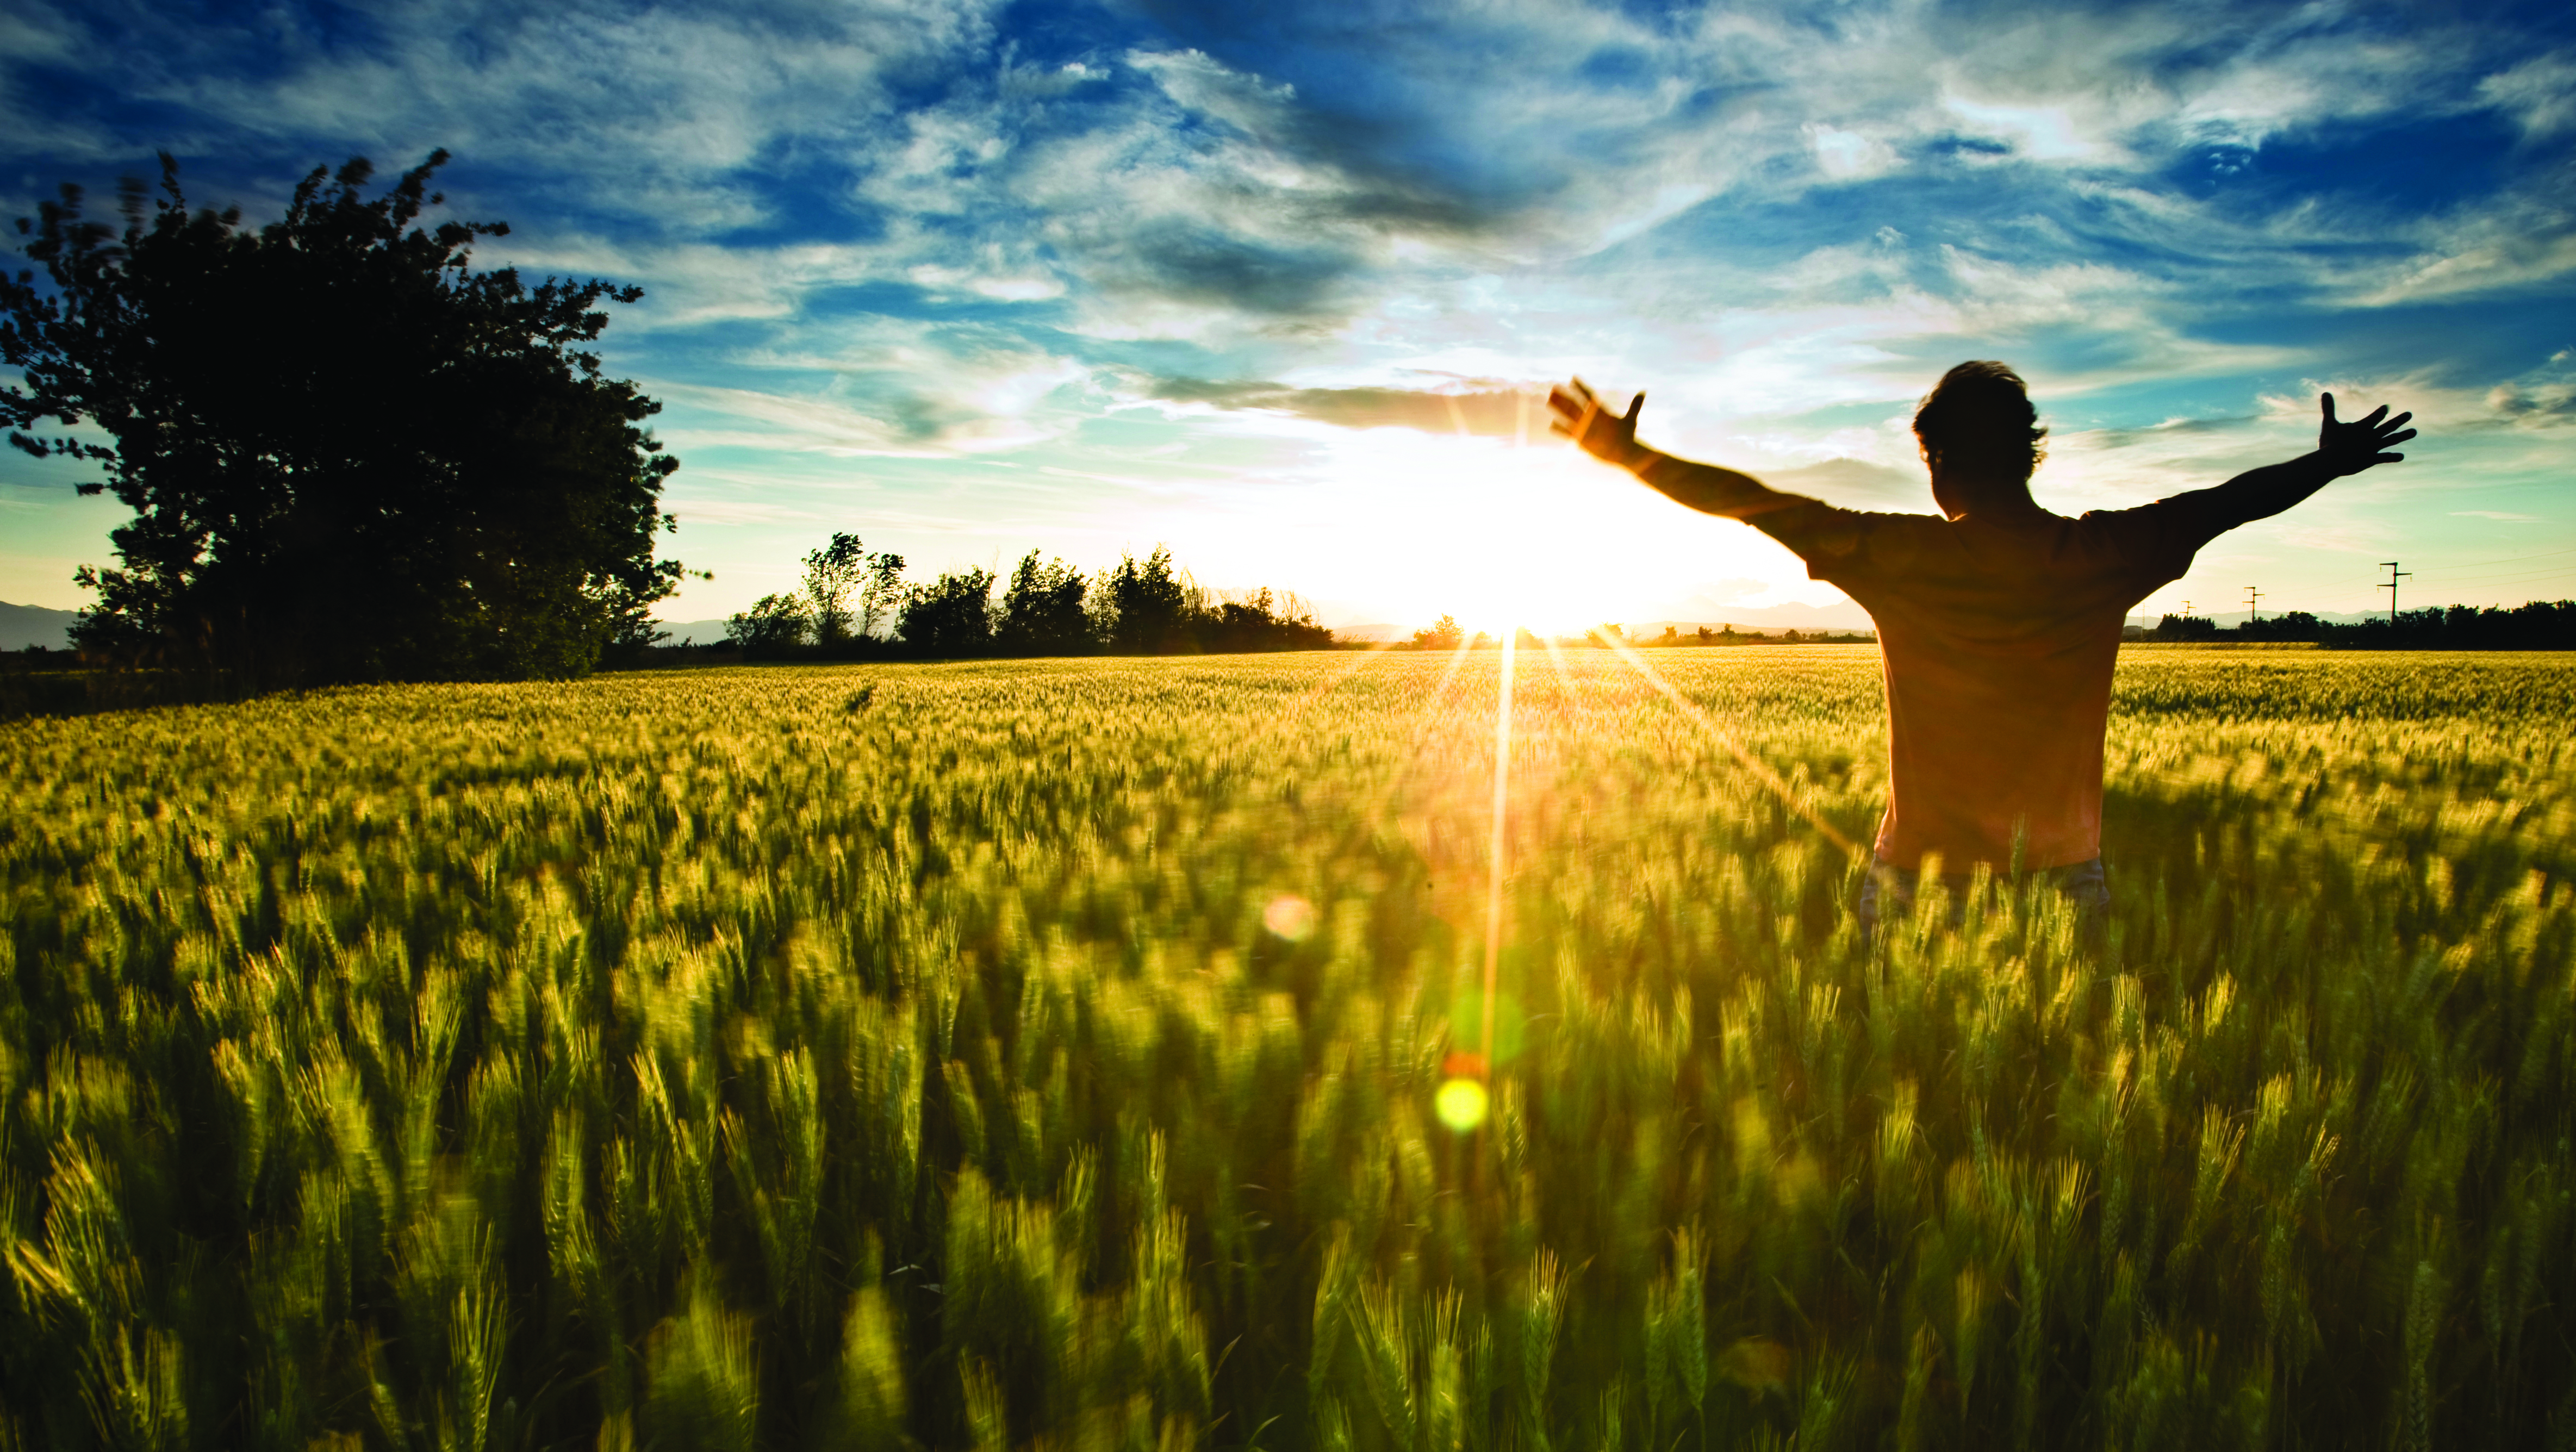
[4, 1, 2570, 631]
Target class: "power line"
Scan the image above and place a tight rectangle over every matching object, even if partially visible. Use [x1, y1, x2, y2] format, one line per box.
[2423, 544, 2576, 571]
[2311, 559, 2576, 591]
[2405, 565, 2576, 588]
[2245, 585, 2261, 622]
[2316, 562, 2570, 599]
[2164, 552, 2576, 614]
[2379, 562, 2411, 624]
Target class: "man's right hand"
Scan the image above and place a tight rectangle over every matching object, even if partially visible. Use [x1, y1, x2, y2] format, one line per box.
[2317, 392, 2416, 477]
[1548, 377, 1647, 470]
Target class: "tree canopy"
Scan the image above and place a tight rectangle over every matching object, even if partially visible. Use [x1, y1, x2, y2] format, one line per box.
[898, 568, 999, 657]
[993, 551, 1093, 656]
[1, 151, 687, 683]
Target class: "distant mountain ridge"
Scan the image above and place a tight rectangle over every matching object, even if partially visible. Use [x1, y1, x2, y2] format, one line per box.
[652, 618, 736, 646]
[0, 602, 78, 651]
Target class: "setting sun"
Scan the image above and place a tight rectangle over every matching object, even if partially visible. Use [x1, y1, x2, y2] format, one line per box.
[1166, 420, 1841, 638]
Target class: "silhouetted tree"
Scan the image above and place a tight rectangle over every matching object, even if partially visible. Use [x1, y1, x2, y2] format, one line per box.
[725, 594, 809, 656]
[994, 551, 1093, 655]
[1099, 546, 1192, 653]
[1198, 587, 1332, 652]
[2156, 613, 2219, 640]
[2234, 609, 2323, 642]
[802, 534, 864, 646]
[1414, 614, 1464, 650]
[899, 569, 995, 656]
[858, 552, 908, 639]
[796, 532, 906, 648]
[0, 151, 686, 682]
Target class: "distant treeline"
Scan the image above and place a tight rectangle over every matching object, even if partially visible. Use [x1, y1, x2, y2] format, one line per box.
[1407, 616, 1875, 649]
[2149, 601, 2576, 649]
[717, 536, 1332, 659]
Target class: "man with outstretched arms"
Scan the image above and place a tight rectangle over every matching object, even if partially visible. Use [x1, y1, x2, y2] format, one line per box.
[1550, 363, 2415, 934]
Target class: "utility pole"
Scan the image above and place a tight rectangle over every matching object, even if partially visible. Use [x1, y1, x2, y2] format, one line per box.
[2181, 600, 2192, 618]
[2379, 561, 2410, 624]
[2244, 585, 2262, 622]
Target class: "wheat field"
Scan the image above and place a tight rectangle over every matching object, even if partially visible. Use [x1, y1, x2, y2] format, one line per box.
[2, 648, 2569, 1449]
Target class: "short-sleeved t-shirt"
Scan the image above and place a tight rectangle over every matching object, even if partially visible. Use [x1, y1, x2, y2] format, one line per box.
[1758, 495, 2222, 871]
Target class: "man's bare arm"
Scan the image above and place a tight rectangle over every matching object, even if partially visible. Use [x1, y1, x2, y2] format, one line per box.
[2167, 392, 2416, 531]
[1546, 377, 1854, 538]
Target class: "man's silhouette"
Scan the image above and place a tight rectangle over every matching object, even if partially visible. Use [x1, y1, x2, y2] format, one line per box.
[1550, 362, 2415, 936]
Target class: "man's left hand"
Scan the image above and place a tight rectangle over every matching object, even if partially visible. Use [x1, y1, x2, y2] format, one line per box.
[1548, 378, 1647, 469]
[2317, 392, 2416, 477]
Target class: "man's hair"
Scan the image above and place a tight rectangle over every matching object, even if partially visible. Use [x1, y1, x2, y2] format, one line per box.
[1913, 361, 2048, 479]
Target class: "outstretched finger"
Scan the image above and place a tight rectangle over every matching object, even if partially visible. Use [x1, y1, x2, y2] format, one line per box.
[2385, 428, 2418, 445]
[1624, 391, 1645, 425]
[2321, 391, 2339, 425]
[2376, 452, 2406, 463]
[1569, 388, 1602, 445]
[2359, 404, 2388, 427]
[2383, 410, 2414, 431]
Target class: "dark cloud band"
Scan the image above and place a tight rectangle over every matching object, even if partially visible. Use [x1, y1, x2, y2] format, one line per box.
[1147, 377, 1538, 435]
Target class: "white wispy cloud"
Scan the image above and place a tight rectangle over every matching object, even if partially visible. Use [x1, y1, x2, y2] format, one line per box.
[2477, 52, 2576, 139]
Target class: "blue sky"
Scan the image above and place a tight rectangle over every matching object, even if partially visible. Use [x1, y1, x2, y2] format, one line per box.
[3, 0, 2571, 632]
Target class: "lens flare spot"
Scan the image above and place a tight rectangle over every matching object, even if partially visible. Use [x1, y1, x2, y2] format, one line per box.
[1434, 1077, 1490, 1133]
[1264, 894, 1317, 941]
